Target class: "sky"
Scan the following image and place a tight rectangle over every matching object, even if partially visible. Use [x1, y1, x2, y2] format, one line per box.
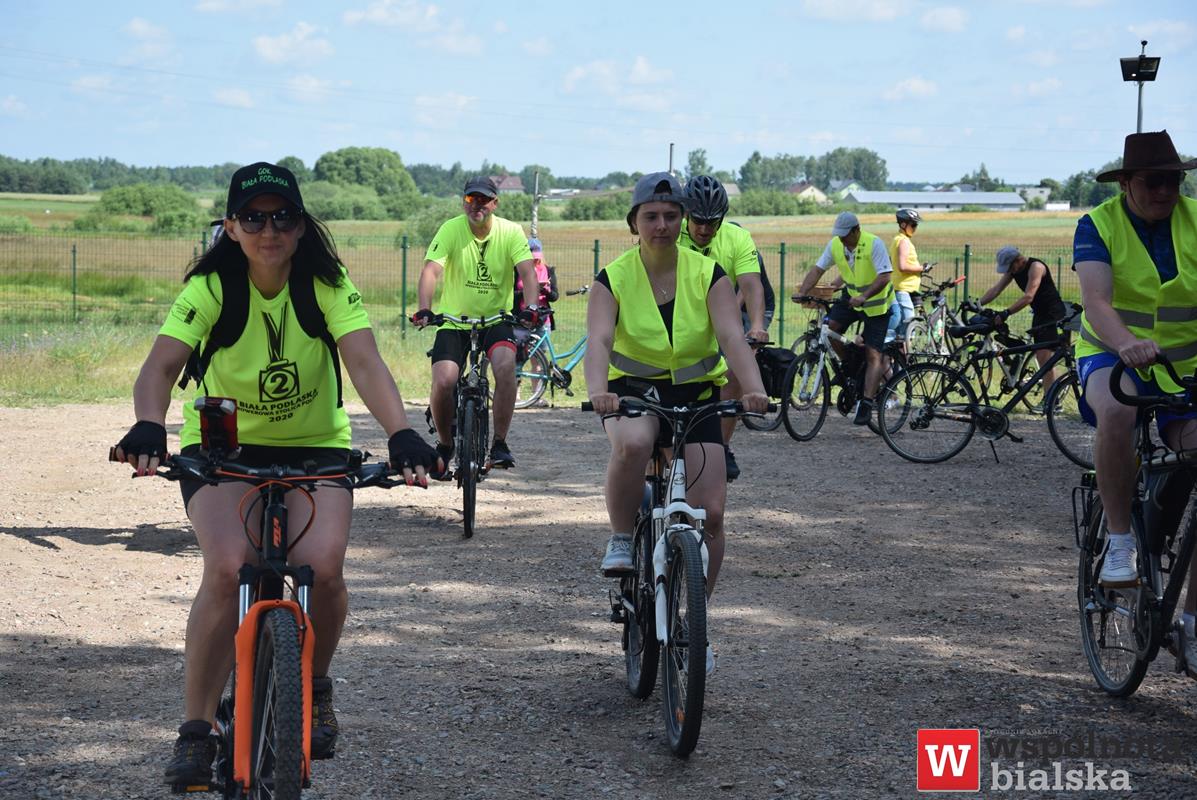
[1, 1, 1195, 185]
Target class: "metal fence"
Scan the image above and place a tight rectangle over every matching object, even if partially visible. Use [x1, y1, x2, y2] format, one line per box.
[1, 230, 1080, 350]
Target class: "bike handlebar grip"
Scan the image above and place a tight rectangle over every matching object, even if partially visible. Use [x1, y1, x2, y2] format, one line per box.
[581, 401, 594, 412]
[1109, 356, 1187, 407]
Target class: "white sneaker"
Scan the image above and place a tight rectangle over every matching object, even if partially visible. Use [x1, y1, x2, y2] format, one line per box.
[1099, 543, 1137, 587]
[600, 534, 634, 577]
[1178, 620, 1197, 679]
[705, 643, 715, 676]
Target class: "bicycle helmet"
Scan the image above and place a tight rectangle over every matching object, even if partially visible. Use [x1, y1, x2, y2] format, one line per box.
[684, 175, 729, 220]
[896, 208, 921, 225]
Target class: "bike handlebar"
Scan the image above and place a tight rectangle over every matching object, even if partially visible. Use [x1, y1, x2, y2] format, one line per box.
[428, 312, 514, 328]
[581, 398, 777, 418]
[1109, 356, 1197, 411]
[109, 449, 408, 489]
[565, 285, 590, 296]
[791, 294, 833, 309]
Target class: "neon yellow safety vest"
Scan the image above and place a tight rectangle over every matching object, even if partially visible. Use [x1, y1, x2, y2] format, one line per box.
[1077, 196, 1197, 382]
[889, 232, 921, 293]
[832, 232, 893, 317]
[605, 247, 728, 386]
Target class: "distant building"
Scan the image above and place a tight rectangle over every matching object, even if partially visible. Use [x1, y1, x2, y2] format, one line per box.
[723, 181, 742, 197]
[828, 178, 863, 200]
[844, 190, 1026, 212]
[1017, 186, 1052, 204]
[490, 175, 525, 195]
[787, 181, 830, 205]
[1045, 201, 1072, 211]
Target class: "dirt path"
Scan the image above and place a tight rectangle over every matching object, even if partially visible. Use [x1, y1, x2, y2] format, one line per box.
[2, 402, 1195, 799]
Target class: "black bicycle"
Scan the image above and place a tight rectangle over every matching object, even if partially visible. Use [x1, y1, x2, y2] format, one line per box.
[1076, 359, 1197, 696]
[589, 397, 764, 756]
[876, 304, 1086, 464]
[113, 397, 404, 798]
[425, 312, 511, 538]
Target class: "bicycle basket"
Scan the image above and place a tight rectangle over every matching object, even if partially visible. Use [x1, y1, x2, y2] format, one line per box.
[755, 346, 797, 399]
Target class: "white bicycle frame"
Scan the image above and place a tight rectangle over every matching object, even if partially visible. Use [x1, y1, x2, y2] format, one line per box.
[795, 322, 854, 404]
[650, 439, 709, 645]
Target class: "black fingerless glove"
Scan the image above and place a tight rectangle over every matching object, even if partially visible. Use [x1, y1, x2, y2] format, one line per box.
[388, 428, 438, 470]
[517, 307, 541, 329]
[117, 420, 168, 458]
[411, 308, 434, 326]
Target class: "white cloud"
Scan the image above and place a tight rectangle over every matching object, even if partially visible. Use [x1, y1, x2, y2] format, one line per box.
[1006, 25, 1026, 41]
[563, 57, 675, 111]
[800, 0, 899, 23]
[71, 75, 114, 95]
[1026, 77, 1062, 96]
[629, 55, 672, 85]
[254, 22, 334, 64]
[893, 127, 927, 145]
[287, 74, 344, 104]
[563, 61, 618, 94]
[430, 21, 483, 56]
[883, 77, 937, 101]
[493, 20, 509, 34]
[195, 0, 281, 11]
[124, 17, 167, 39]
[343, 0, 440, 30]
[413, 92, 475, 127]
[1027, 49, 1060, 68]
[122, 17, 175, 63]
[522, 35, 551, 57]
[1, 94, 27, 116]
[213, 88, 254, 108]
[921, 7, 966, 33]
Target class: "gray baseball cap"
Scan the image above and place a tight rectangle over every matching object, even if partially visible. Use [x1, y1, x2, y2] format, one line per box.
[629, 172, 687, 211]
[995, 245, 1021, 273]
[831, 211, 859, 236]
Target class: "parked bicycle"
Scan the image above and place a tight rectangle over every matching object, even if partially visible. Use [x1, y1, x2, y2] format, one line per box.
[112, 397, 405, 799]
[513, 286, 590, 409]
[905, 264, 967, 359]
[588, 397, 764, 757]
[425, 312, 511, 538]
[875, 304, 1089, 465]
[1076, 358, 1197, 696]
[785, 295, 912, 442]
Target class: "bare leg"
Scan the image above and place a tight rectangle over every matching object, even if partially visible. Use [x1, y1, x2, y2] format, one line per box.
[430, 360, 460, 447]
[489, 344, 516, 441]
[683, 441, 727, 598]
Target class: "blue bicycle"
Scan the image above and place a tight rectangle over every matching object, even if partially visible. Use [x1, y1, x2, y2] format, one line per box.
[514, 286, 589, 409]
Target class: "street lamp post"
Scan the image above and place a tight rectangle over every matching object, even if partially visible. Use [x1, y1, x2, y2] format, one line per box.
[1119, 40, 1160, 133]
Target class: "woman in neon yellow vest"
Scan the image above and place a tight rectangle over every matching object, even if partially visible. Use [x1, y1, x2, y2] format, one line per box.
[584, 172, 767, 671]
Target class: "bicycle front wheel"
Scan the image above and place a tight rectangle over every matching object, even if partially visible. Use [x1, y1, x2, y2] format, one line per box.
[1046, 372, 1094, 470]
[458, 398, 481, 538]
[251, 608, 304, 800]
[782, 349, 830, 442]
[624, 508, 660, 698]
[873, 361, 913, 435]
[513, 350, 550, 409]
[1078, 499, 1149, 696]
[879, 362, 977, 463]
[661, 527, 706, 757]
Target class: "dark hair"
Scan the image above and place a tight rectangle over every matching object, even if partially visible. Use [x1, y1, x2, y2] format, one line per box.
[184, 212, 345, 287]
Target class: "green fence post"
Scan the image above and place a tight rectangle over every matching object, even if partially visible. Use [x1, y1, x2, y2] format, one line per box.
[201, 229, 208, 252]
[71, 244, 78, 323]
[963, 244, 971, 302]
[401, 235, 409, 338]
[1057, 255, 1063, 288]
[593, 239, 601, 277]
[778, 242, 787, 346]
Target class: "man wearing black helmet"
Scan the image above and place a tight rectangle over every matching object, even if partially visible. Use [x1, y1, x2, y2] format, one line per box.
[679, 175, 770, 481]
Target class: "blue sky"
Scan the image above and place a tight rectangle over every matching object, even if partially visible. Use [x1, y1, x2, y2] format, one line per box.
[2, 1, 1194, 184]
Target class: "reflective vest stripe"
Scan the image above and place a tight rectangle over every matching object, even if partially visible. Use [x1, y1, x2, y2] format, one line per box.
[674, 355, 723, 383]
[1157, 306, 1197, 323]
[610, 351, 667, 378]
[1162, 340, 1197, 363]
[1118, 309, 1155, 328]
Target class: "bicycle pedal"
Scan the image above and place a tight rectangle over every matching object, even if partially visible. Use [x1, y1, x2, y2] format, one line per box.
[170, 782, 215, 794]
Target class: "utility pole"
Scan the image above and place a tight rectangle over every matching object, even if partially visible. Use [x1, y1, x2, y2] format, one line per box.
[531, 170, 541, 239]
[668, 142, 674, 175]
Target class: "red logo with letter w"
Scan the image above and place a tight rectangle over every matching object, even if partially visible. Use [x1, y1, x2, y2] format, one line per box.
[917, 729, 980, 792]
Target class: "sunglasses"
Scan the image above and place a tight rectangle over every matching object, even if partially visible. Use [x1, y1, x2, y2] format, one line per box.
[690, 216, 722, 227]
[233, 208, 302, 234]
[1136, 171, 1184, 191]
[464, 193, 494, 205]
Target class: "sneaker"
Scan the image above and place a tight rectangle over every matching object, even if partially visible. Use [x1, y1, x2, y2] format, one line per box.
[311, 676, 338, 760]
[600, 533, 634, 577]
[430, 441, 454, 481]
[852, 398, 874, 426]
[488, 438, 515, 469]
[706, 643, 716, 676]
[164, 720, 216, 787]
[724, 447, 740, 483]
[1099, 542, 1138, 587]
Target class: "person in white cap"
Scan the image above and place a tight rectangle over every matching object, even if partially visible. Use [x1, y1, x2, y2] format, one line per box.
[976, 245, 1069, 399]
[793, 211, 895, 425]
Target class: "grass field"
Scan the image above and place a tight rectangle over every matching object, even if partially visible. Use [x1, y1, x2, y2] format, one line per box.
[0, 190, 1086, 405]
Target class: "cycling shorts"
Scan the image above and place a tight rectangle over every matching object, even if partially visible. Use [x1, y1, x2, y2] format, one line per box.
[827, 299, 889, 352]
[605, 377, 722, 447]
[430, 323, 516, 367]
[1077, 352, 1197, 433]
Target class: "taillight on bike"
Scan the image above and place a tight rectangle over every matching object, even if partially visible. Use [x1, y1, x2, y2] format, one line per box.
[197, 396, 240, 455]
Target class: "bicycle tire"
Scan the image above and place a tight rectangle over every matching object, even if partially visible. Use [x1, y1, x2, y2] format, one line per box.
[250, 608, 304, 800]
[1014, 352, 1044, 412]
[1077, 499, 1149, 696]
[879, 362, 977, 463]
[624, 508, 660, 698]
[782, 348, 830, 442]
[1046, 372, 1094, 470]
[905, 318, 948, 360]
[213, 693, 236, 796]
[459, 398, 479, 539]
[661, 527, 706, 757]
[513, 350, 550, 409]
[872, 360, 913, 436]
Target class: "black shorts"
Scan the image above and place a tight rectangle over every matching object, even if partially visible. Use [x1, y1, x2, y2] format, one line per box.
[179, 444, 353, 511]
[606, 377, 723, 447]
[430, 324, 517, 367]
[1030, 314, 1070, 349]
[826, 299, 889, 351]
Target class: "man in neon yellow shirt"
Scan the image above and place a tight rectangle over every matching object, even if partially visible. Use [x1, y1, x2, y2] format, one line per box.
[680, 175, 768, 481]
[413, 176, 540, 471]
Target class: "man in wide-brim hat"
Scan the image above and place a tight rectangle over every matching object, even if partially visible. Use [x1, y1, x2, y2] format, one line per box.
[1073, 129, 1197, 674]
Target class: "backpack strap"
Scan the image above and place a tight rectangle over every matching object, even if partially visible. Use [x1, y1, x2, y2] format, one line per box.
[178, 266, 249, 391]
[290, 271, 343, 408]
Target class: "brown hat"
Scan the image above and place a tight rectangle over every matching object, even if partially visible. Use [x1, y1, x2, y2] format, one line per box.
[1095, 130, 1197, 182]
